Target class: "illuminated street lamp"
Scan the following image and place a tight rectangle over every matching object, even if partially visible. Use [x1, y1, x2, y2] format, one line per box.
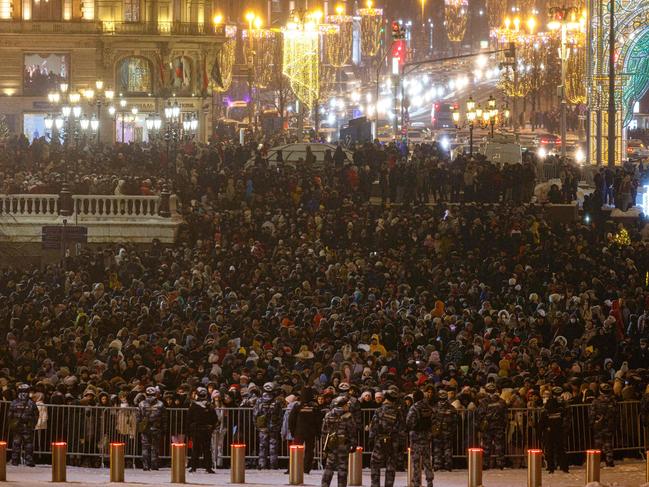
[453, 96, 478, 155]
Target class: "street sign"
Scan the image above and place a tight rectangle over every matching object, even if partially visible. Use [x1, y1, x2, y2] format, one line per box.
[42, 225, 88, 250]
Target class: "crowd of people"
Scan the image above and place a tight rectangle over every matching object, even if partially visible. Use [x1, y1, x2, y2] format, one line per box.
[1, 133, 649, 480]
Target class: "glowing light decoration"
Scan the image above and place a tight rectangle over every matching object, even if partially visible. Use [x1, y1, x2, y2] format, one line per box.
[283, 21, 321, 109]
[243, 29, 281, 89]
[445, 0, 469, 43]
[486, 0, 506, 30]
[325, 14, 353, 67]
[357, 6, 383, 58]
[566, 42, 587, 104]
[613, 227, 630, 246]
[212, 39, 236, 93]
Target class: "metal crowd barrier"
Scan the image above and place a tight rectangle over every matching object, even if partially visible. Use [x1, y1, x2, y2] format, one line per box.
[0, 401, 645, 467]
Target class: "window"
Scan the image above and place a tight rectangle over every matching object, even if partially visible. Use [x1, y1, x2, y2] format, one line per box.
[123, 0, 139, 22]
[117, 57, 152, 94]
[0, 0, 11, 19]
[170, 56, 192, 93]
[81, 0, 93, 19]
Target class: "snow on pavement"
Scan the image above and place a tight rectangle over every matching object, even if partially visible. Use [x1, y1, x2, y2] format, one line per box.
[1, 462, 646, 487]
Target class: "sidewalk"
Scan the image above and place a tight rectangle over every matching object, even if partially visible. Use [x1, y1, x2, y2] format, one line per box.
[1, 461, 646, 486]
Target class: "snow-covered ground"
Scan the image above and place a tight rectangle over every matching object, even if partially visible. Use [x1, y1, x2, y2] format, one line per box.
[2, 462, 647, 487]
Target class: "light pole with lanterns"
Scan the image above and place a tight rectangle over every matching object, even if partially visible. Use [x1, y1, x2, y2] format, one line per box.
[453, 96, 478, 155]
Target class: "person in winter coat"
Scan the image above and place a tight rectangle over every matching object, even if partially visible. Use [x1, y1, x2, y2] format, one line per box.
[136, 387, 165, 471]
[187, 387, 218, 473]
[211, 391, 227, 469]
[253, 382, 283, 469]
[289, 387, 323, 474]
[9, 384, 38, 466]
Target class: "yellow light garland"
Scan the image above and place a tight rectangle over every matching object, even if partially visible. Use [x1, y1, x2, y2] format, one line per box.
[283, 22, 320, 109]
[444, 0, 469, 43]
[243, 29, 281, 89]
[325, 15, 353, 68]
[212, 39, 235, 93]
[358, 7, 383, 58]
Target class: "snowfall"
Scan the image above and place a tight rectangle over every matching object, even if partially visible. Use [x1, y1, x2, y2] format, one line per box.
[2, 462, 648, 487]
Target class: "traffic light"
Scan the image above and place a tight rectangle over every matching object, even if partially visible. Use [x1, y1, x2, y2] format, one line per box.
[391, 20, 405, 40]
[505, 41, 516, 59]
[391, 39, 406, 66]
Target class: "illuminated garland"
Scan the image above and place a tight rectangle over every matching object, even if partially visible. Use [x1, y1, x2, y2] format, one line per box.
[358, 7, 383, 57]
[283, 24, 320, 109]
[243, 29, 281, 89]
[486, 0, 507, 30]
[613, 227, 630, 246]
[566, 43, 587, 104]
[212, 39, 235, 93]
[444, 0, 469, 43]
[325, 15, 353, 68]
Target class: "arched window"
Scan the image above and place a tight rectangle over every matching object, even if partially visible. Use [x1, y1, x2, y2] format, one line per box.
[117, 57, 152, 94]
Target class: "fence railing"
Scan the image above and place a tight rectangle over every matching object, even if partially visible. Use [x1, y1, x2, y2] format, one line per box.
[0, 194, 60, 217]
[0, 401, 645, 467]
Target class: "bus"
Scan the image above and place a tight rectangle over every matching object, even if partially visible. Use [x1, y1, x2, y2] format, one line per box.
[431, 103, 456, 130]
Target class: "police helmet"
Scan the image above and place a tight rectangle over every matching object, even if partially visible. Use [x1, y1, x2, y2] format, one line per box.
[599, 383, 612, 394]
[552, 386, 563, 396]
[196, 387, 208, 400]
[146, 387, 157, 397]
[438, 389, 448, 400]
[263, 382, 275, 392]
[384, 390, 399, 402]
[338, 382, 350, 392]
[485, 383, 497, 393]
[17, 383, 30, 392]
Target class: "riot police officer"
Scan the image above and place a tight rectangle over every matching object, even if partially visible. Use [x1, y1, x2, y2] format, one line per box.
[321, 396, 357, 487]
[539, 386, 569, 473]
[136, 386, 166, 471]
[369, 390, 403, 487]
[9, 383, 38, 466]
[188, 387, 218, 473]
[589, 383, 617, 467]
[405, 388, 434, 487]
[477, 383, 507, 469]
[432, 389, 456, 471]
[253, 382, 283, 469]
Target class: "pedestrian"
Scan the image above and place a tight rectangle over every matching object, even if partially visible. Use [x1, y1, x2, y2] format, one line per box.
[321, 396, 357, 487]
[289, 387, 322, 474]
[253, 382, 283, 469]
[539, 386, 569, 473]
[405, 388, 434, 487]
[477, 383, 507, 469]
[136, 387, 165, 471]
[369, 390, 403, 487]
[9, 384, 38, 467]
[432, 389, 456, 471]
[188, 387, 217, 473]
[589, 383, 617, 467]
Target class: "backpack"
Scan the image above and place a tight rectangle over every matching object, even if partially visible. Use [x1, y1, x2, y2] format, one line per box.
[416, 405, 433, 432]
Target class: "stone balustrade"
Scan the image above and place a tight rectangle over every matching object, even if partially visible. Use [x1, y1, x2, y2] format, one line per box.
[0, 193, 180, 244]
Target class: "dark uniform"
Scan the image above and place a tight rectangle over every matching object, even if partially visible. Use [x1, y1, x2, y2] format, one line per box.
[187, 388, 218, 473]
[588, 383, 617, 467]
[477, 384, 507, 469]
[339, 383, 362, 442]
[539, 387, 569, 473]
[253, 384, 283, 469]
[321, 396, 357, 487]
[9, 384, 38, 466]
[432, 390, 456, 471]
[405, 389, 434, 487]
[289, 388, 322, 474]
[369, 391, 404, 487]
[137, 388, 166, 471]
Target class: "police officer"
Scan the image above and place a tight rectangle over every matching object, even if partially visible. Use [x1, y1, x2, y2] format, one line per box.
[432, 389, 456, 471]
[253, 382, 283, 469]
[321, 396, 357, 487]
[589, 382, 617, 467]
[137, 386, 166, 471]
[405, 388, 434, 487]
[477, 383, 507, 469]
[539, 386, 569, 473]
[338, 382, 361, 440]
[188, 387, 217, 473]
[9, 383, 38, 466]
[369, 390, 403, 487]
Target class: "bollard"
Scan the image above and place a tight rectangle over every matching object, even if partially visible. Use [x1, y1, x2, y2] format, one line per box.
[646, 450, 649, 483]
[527, 449, 542, 487]
[110, 442, 125, 483]
[0, 441, 6, 481]
[52, 442, 67, 483]
[171, 443, 186, 484]
[289, 444, 305, 485]
[585, 449, 600, 484]
[467, 448, 483, 487]
[348, 447, 363, 486]
[231, 444, 246, 484]
[407, 448, 420, 487]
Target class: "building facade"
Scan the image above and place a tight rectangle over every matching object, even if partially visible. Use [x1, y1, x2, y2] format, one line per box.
[0, 0, 228, 143]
